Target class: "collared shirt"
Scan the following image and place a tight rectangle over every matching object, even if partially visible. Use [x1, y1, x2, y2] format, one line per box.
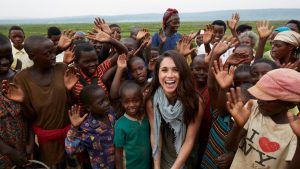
[65, 108, 115, 169]
[11, 45, 33, 70]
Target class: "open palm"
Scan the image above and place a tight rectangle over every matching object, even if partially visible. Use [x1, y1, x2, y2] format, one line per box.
[226, 87, 253, 127]
[64, 66, 79, 91]
[2, 80, 25, 103]
[68, 105, 88, 128]
[212, 59, 234, 89]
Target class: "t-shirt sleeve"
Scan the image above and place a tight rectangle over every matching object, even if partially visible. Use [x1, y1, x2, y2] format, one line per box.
[114, 121, 126, 148]
[285, 135, 297, 161]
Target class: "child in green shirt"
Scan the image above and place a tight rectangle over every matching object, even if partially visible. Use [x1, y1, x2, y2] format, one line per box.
[114, 81, 151, 169]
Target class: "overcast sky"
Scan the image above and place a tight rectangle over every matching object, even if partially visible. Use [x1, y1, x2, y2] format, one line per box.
[2, 0, 299, 19]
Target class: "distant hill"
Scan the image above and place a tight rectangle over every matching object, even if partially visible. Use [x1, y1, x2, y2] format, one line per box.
[1, 8, 299, 24]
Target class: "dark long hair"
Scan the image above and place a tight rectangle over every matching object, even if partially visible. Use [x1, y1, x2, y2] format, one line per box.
[147, 50, 200, 124]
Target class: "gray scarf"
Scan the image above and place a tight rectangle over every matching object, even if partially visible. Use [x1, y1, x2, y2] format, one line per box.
[152, 87, 186, 158]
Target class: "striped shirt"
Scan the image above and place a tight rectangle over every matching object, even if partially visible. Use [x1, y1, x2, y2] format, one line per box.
[73, 59, 111, 114]
[201, 111, 233, 169]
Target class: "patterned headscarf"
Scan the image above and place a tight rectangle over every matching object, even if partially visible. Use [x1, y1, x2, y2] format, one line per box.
[162, 8, 179, 29]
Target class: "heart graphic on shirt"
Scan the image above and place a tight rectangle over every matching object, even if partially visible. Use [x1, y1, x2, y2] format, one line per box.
[259, 137, 280, 153]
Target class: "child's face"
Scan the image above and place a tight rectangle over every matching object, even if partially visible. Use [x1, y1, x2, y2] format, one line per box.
[233, 71, 252, 87]
[130, 59, 147, 84]
[0, 44, 13, 74]
[49, 35, 61, 47]
[121, 88, 142, 117]
[34, 40, 56, 68]
[9, 30, 25, 49]
[78, 50, 99, 77]
[250, 63, 273, 84]
[111, 27, 121, 41]
[196, 34, 203, 46]
[257, 100, 293, 116]
[88, 89, 110, 116]
[211, 25, 225, 43]
[191, 56, 208, 86]
[150, 50, 159, 59]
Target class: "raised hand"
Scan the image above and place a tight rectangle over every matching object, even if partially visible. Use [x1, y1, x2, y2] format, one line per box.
[203, 24, 215, 44]
[86, 28, 112, 43]
[159, 28, 167, 44]
[226, 87, 253, 127]
[136, 28, 150, 41]
[68, 105, 88, 128]
[212, 36, 239, 56]
[148, 57, 158, 72]
[57, 30, 75, 51]
[2, 80, 24, 103]
[63, 45, 75, 65]
[256, 20, 274, 39]
[287, 112, 300, 138]
[94, 17, 112, 35]
[212, 59, 235, 89]
[187, 30, 200, 43]
[117, 54, 127, 69]
[64, 66, 79, 91]
[176, 35, 196, 57]
[227, 12, 240, 30]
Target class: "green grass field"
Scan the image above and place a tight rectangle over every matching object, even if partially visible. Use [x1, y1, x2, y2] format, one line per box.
[0, 21, 287, 51]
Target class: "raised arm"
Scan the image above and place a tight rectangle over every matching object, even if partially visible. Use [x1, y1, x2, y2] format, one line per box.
[203, 24, 215, 54]
[254, 20, 274, 60]
[110, 54, 127, 99]
[225, 87, 253, 152]
[227, 12, 240, 40]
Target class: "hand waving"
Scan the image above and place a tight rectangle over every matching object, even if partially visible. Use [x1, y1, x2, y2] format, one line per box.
[176, 35, 196, 57]
[63, 45, 75, 65]
[57, 30, 75, 51]
[226, 87, 253, 127]
[68, 105, 88, 128]
[203, 24, 215, 44]
[256, 20, 274, 39]
[212, 59, 235, 89]
[227, 12, 240, 30]
[86, 28, 112, 43]
[117, 54, 127, 69]
[64, 66, 79, 91]
[136, 28, 150, 41]
[2, 80, 24, 103]
[94, 17, 112, 35]
[212, 36, 239, 56]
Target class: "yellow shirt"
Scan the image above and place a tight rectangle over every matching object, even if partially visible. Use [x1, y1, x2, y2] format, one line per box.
[11, 45, 33, 70]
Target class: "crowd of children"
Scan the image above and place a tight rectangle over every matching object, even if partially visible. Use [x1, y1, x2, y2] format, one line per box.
[1, 8, 300, 169]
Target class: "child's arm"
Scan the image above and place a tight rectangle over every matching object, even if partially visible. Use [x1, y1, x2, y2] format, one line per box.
[110, 54, 127, 99]
[227, 13, 240, 40]
[203, 24, 215, 54]
[212, 59, 235, 115]
[225, 87, 253, 152]
[158, 28, 167, 52]
[171, 97, 204, 169]
[254, 21, 274, 60]
[65, 105, 88, 155]
[115, 148, 124, 169]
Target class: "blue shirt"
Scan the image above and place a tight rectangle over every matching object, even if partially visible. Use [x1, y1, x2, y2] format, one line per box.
[151, 32, 181, 54]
